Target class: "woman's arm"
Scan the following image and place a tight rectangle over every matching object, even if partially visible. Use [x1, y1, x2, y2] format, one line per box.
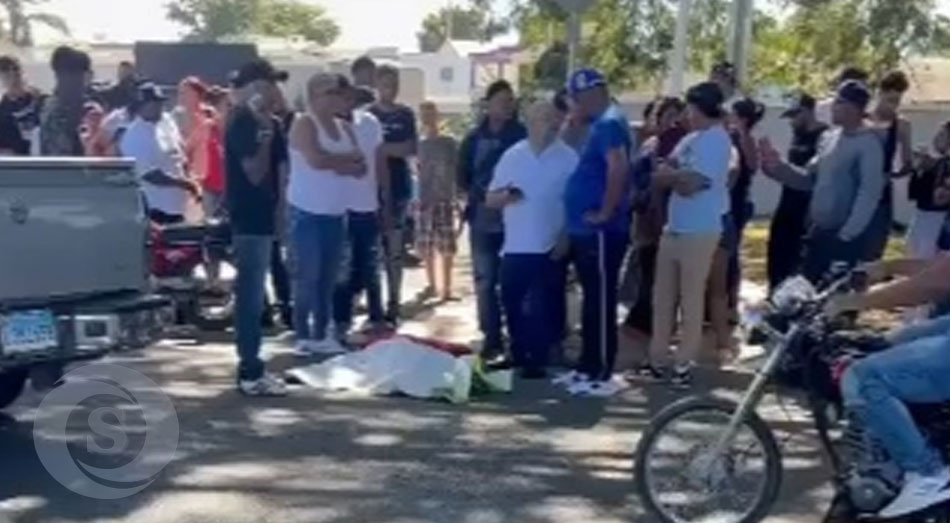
[288, 116, 365, 175]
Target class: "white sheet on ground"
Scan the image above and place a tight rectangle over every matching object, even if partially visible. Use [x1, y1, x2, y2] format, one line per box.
[286, 337, 475, 403]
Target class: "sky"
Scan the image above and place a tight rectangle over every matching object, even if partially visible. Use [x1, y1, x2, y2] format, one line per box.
[34, 0, 950, 51]
[38, 0, 487, 51]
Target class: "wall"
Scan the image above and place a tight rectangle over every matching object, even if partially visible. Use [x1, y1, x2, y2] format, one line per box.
[401, 49, 471, 102]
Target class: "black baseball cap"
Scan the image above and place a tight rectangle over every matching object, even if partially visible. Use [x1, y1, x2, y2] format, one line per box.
[781, 92, 816, 118]
[835, 80, 871, 110]
[685, 81, 725, 119]
[136, 82, 167, 103]
[230, 59, 289, 88]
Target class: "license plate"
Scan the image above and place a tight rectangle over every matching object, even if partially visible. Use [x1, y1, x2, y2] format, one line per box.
[1, 310, 58, 354]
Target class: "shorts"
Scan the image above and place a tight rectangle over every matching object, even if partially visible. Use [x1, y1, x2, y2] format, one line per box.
[416, 202, 456, 255]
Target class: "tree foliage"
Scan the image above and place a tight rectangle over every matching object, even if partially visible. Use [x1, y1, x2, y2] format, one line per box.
[416, 4, 508, 52]
[506, 0, 950, 93]
[0, 0, 69, 47]
[165, 0, 340, 46]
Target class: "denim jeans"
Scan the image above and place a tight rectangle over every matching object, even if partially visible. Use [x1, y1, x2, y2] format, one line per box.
[382, 201, 408, 318]
[291, 208, 345, 341]
[470, 229, 505, 352]
[334, 211, 384, 330]
[571, 231, 629, 381]
[501, 253, 557, 370]
[233, 235, 273, 382]
[842, 314, 950, 475]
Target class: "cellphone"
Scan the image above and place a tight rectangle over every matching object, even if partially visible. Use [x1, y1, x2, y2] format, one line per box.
[507, 186, 524, 199]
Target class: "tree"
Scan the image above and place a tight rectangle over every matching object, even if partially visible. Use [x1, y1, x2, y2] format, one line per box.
[166, 0, 339, 46]
[0, 0, 69, 47]
[416, 3, 507, 52]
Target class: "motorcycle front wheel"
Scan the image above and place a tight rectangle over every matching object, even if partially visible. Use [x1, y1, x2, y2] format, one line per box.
[634, 396, 783, 523]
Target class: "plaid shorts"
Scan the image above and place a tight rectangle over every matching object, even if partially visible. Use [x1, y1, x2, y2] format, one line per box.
[416, 202, 457, 255]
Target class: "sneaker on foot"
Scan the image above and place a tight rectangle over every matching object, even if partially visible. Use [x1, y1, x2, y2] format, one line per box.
[670, 367, 693, 389]
[239, 374, 288, 397]
[552, 370, 588, 387]
[626, 364, 667, 383]
[309, 338, 347, 355]
[879, 468, 950, 519]
[575, 379, 624, 398]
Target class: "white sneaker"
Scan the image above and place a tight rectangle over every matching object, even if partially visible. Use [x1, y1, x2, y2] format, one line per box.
[879, 467, 950, 519]
[572, 379, 624, 398]
[294, 340, 316, 357]
[552, 370, 588, 387]
[239, 373, 288, 397]
[309, 338, 347, 355]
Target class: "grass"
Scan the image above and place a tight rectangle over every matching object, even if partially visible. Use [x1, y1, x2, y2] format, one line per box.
[740, 220, 906, 286]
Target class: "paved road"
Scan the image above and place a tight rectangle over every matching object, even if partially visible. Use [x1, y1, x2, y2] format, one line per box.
[0, 256, 834, 523]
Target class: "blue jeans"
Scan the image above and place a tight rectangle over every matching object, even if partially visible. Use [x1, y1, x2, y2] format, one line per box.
[470, 229, 505, 352]
[570, 231, 629, 381]
[291, 208, 345, 341]
[842, 314, 950, 475]
[233, 235, 273, 381]
[381, 201, 408, 318]
[501, 253, 557, 370]
[334, 211, 384, 330]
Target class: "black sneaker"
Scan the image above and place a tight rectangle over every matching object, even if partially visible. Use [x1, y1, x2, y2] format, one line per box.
[670, 368, 693, 389]
[627, 364, 667, 383]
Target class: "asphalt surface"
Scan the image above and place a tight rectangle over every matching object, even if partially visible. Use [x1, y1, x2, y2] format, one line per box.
[0, 255, 835, 523]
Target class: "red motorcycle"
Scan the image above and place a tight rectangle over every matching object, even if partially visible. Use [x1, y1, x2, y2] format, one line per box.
[149, 220, 233, 331]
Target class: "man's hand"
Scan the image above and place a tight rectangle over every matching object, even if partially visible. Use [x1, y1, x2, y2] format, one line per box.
[758, 137, 782, 172]
[584, 209, 610, 225]
[551, 235, 570, 261]
[824, 293, 863, 318]
[180, 179, 201, 198]
[673, 172, 709, 196]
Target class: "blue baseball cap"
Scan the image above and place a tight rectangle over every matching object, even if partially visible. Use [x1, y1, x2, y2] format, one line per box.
[567, 68, 606, 96]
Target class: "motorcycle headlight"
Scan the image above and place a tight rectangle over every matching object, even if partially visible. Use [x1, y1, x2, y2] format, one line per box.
[771, 276, 817, 312]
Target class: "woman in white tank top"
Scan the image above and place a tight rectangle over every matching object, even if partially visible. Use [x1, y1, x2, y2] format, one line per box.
[288, 72, 367, 354]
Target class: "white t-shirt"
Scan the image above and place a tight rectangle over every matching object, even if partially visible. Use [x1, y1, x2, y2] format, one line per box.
[489, 139, 579, 254]
[666, 124, 732, 235]
[287, 114, 360, 216]
[345, 109, 383, 213]
[120, 115, 189, 216]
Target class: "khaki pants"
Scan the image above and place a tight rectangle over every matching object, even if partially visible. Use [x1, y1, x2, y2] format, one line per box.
[649, 232, 720, 368]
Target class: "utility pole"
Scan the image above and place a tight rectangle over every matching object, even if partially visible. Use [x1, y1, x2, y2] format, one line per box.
[556, 0, 595, 81]
[668, 0, 692, 95]
[728, 0, 754, 86]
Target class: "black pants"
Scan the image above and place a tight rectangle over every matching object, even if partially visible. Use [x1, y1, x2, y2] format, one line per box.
[623, 244, 659, 334]
[767, 188, 810, 291]
[571, 231, 628, 381]
[802, 228, 865, 284]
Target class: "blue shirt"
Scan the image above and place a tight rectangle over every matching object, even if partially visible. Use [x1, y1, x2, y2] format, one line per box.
[564, 104, 634, 236]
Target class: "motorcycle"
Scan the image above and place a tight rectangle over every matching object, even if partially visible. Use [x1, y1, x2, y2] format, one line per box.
[633, 266, 950, 523]
[149, 220, 233, 331]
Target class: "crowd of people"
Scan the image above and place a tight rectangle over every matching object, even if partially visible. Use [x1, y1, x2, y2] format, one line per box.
[8, 42, 950, 519]
[3, 46, 950, 402]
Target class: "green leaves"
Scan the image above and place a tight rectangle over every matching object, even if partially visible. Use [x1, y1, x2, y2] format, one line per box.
[416, 4, 509, 52]
[0, 0, 69, 47]
[165, 0, 340, 46]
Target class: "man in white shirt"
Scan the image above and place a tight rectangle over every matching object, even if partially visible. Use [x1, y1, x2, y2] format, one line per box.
[333, 85, 389, 336]
[120, 83, 198, 224]
[486, 100, 579, 379]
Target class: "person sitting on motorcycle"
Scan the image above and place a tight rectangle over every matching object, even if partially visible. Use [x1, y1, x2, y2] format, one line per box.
[827, 254, 950, 518]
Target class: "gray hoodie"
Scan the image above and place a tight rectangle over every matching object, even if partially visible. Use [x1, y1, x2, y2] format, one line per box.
[769, 126, 885, 241]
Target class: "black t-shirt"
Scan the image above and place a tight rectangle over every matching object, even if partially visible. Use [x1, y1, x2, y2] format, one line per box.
[910, 157, 950, 211]
[369, 103, 417, 203]
[788, 124, 828, 168]
[225, 105, 288, 236]
[0, 89, 44, 155]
